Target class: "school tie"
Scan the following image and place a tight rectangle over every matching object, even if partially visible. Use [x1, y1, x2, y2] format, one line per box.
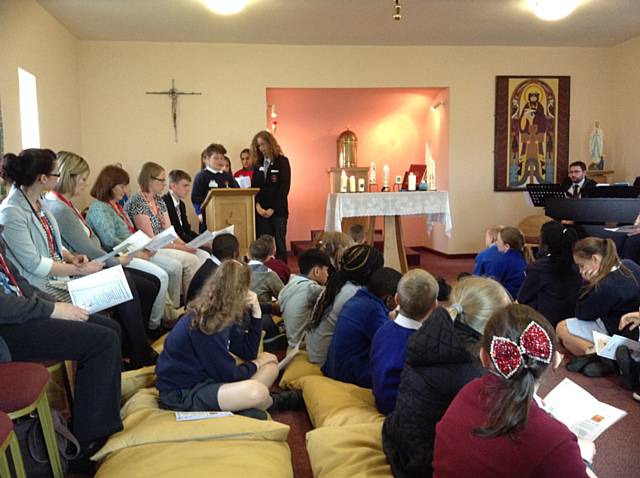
[572, 184, 579, 197]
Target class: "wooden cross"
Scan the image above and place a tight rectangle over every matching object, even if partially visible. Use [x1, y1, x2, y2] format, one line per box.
[146, 79, 202, 142]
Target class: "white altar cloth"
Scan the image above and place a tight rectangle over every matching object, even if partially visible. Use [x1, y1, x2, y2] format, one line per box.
[324, 191, 452, 236]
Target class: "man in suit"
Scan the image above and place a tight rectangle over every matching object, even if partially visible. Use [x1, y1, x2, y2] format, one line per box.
[163, 169, 199, 243]
[560, 161, 597, 198]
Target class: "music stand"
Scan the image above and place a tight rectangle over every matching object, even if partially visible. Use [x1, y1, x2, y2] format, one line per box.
[525, 184, 566, 207]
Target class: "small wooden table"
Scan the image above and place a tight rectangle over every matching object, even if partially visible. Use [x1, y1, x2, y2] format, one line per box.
[325, 191, 452, 272]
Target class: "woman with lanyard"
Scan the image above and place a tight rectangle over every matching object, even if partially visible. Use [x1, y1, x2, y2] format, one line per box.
[86, 165, 183, 321]
[42, 151, 160, 366]
[0, 149, 103, 297]
[124, 162, 206, 302]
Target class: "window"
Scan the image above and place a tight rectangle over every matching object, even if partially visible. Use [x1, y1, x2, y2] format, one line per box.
[18, 67, 40, 149]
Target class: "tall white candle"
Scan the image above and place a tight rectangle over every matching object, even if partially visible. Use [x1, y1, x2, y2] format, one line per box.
[383, 165, 390, 188]
[358, 178, 365, 192]
[408, 172, 417, 191]
[349, 175, 356, 193]
[340, 169, 348, 192]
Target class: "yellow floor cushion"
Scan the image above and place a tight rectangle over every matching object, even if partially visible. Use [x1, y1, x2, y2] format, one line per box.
[93, 387, 289, 461]
[278, 350, 323, 390]
[306, 422, 392, 478]
[151, 333, 168, 354]
[299, 375, 384, 428]
[121, 365, 156, 404]
[96, 439, 293, 478]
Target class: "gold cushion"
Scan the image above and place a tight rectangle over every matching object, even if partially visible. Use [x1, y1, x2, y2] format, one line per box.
[120, 365, 156, 404]
[93, 388, 289, 461]
[278, 350, 323, 390]
[299, 376, 383, 428]
[95, 439, 293, 478]
[306, 422, 392, 478]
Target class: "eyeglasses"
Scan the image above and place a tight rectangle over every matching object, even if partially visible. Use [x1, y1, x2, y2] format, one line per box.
[151, 176, 167, 183]
[46, 172, 61, 178]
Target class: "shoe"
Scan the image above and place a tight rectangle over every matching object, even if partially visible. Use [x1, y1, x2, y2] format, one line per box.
[235, 408, 268, 420]
[268, 390, 304, 412]
[566, 353, 598, 373]
[67, 440, 104, 474]
[615, 346, 640, 390]
[582, 358, 618, 377]
[633, 392, 640, 402]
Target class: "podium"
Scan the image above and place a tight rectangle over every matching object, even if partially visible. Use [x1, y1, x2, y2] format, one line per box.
[202, 188, 259, 256]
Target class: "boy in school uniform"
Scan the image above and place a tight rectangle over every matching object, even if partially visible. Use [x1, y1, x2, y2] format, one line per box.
[370, 269, 439, 415]
[278, 248, 331, 348]
[261, 234, 291, 284]
[191, 143, 239, 232]
[186, 233, 239, 303]
[163, 170, 199, 244]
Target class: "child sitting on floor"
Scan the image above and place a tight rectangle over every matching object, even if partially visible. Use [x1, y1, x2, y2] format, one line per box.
[370, 269, 439, 415]
[616, 311, 640, 400]
[156, 260, 286, 414]
[278, 248, 331, 348]
[248, 237, 285, 304]
[323, 267, 403, 388]
[261, 234, 291, 284]
[433, 304, 596, 478]
[477, 226, 528, 298]
[473, 225, 503, 275]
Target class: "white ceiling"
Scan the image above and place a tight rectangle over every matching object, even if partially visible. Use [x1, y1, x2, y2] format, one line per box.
[36, 0, 640, 47]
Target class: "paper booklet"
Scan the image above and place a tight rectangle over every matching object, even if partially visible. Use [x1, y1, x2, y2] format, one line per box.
[593, 331, 640, 361]
[541, 378, 627, 441]
[186, 225, 235, 250]
[146, 226, 178, 251]
[95, 230, 151, 263]
[175, 411, 233, 421]
[67, 265, 133, 314]
[604, 225, 640, 234]
[236, 176, 252, 189]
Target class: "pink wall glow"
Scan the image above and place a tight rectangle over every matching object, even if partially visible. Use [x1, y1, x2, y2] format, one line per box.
[266, 87, 447, 247]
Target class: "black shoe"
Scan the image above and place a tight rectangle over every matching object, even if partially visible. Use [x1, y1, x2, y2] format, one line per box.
[268, 390, 304, 412]
[615, 346, 639, 390]
[235, 408, 268, 420]
[582, 358, 618, 377]
[566, 353, 598, 373]
[67, 440, 104, 474]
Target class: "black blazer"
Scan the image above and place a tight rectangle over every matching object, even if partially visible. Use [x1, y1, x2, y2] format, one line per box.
[251, 155, 291, 218]
[162, 193, 198, 243]
[560, 177, 598, 197]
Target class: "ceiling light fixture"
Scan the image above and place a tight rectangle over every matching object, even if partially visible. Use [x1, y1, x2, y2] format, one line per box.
[204, 0, 249, 16]
[393, 0, 402, 21]
[529, 0, 579, 21]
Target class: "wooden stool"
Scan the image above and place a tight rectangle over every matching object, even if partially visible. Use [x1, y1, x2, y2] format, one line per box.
[0, 363, 63, 478]
[0, 411, 25, 478]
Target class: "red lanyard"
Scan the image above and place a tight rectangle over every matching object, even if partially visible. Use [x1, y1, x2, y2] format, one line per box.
[37, 210, 59, 260]
[110, 202, 136, 233]
[50, 191, 92, 237]
[0, 252, 23, 296]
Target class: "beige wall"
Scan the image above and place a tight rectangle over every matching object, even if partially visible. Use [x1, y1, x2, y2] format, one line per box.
[77, 41, 616, 253]
[612, 36, 640, 183]
[0, 0, 82, 154]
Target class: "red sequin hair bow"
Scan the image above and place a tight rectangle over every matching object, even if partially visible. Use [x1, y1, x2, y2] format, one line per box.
[489, 321, 553, 379]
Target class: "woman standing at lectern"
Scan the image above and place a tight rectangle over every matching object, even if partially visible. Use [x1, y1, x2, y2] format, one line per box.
[250, 130, 291, 263]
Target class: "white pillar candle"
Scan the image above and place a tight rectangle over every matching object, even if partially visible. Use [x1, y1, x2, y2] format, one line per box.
[369, 162, 377, 184]
[383, 165, 390, 188]
[349, 175, 356, 193]
[408, 172, 417, 191]
[358, 178, 365, 192]
[340, 169, 348, 192]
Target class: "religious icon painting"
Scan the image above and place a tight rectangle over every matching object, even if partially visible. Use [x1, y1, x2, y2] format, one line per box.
[494, 76, 570, 191]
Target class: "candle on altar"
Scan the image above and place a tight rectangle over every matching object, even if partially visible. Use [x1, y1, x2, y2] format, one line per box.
[408, 172, 417, 191]
[369, 162, 377, 184]
[349, 175, 356, 193]
[340, 170, 348, 192]
[358, 178, 365, 192]
[383, 165, 390, 188]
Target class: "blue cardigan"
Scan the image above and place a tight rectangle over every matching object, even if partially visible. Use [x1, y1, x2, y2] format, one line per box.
[472, 244, 502, 276]
[156, 311, 261, 392]
[322, 288, 389, 388]
[477, 248, 526, 298]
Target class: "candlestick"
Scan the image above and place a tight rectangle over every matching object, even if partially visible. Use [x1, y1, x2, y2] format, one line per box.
[340, 169, 348, 192]
[369, 162, 377, 184]
[349, 175, 356, 193]
[358, 178, 365, 192]
[383, 165, 390, 188]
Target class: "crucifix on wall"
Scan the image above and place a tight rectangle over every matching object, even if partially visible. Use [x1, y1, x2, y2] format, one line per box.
[146, 79, 202, 142]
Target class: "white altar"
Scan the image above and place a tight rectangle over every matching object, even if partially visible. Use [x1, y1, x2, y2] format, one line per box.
[324, 191, 452, 272]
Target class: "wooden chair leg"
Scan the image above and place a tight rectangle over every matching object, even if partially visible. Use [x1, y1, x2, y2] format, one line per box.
[35, 393, 64, 478]
[8, 431, 25, 478]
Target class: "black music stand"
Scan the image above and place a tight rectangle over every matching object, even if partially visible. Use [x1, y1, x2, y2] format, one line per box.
[525, 184, 566, 207]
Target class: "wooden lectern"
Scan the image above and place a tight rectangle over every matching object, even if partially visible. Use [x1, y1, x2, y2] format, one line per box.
[202, 188, 259, 256]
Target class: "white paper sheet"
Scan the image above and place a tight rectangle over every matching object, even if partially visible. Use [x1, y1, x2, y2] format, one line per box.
[95, 230, 151, 263]
[236, 176, 251, 188]
[542, 378, 627, 441]
[146, 226, 178, 251]
[185, 225, 235, 249]
[174, 411, 233, 421]
[67, 265, 133, 314]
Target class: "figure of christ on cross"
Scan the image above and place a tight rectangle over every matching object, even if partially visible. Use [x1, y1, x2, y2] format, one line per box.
[146, 79, 202, 142]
